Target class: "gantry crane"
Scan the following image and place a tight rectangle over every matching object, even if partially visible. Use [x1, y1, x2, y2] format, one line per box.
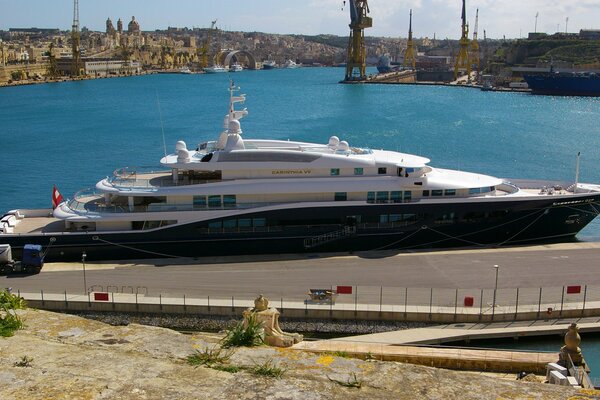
[403, 9, 416, 70]
[470, 8, 480, 75]
[454, 0, 470, 80]
[199, 20, 217, 68]
[71, 0, 83, 77]
[344, 0, 372, 81]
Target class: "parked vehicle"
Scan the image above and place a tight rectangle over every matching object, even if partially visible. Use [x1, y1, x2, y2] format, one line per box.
[0, 244, 45, 274]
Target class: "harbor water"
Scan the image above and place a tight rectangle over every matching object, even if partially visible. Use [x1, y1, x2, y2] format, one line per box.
[2, 68, 600, 375]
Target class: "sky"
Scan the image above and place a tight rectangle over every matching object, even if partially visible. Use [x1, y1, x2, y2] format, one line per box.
[0, 0, 599, 40]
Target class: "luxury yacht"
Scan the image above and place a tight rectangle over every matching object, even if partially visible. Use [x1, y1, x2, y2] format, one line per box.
[2, 83, 600, 261]
[203, 65, 228, 74]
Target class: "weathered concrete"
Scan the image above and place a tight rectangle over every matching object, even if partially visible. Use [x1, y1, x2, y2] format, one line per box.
[0, 309, 591, 399]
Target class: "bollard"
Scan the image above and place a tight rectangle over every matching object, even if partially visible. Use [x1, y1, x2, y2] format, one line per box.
[514, 288, 519, 319]
[537, 287, 543, 318]
[429, 288, 433, 320]
[135, 292, 138, 310]
[479, 289, 483, 319]
[560, 286, 565, 316]
[183, 294, 186, 314]
[404, 287, 408, 317]
[64, 290, 68, 307]
[41, 289, 44, 305]
[582, 285, 588, 317]
[280, 297, 283, 313]
[379, 286, 383, 314]
[454, 288, 458, 320]
[160, 293, 162, 310]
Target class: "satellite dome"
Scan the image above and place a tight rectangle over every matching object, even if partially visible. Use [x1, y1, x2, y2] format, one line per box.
[328, 136, 340, 147]
[338, 140, 350, 152]
[175, 141, 187, 151]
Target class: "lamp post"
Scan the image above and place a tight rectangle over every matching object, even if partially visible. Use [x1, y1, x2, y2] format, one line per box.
[82, 251, 87, 295]
[492, 264, 499, 320]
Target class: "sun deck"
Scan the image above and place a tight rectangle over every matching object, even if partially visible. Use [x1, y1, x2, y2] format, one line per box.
[11, 217, 65, 234]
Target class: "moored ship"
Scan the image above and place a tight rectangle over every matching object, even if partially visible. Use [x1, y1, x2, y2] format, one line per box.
[2, 82, 600, 262]
[524, 71, 600, 97]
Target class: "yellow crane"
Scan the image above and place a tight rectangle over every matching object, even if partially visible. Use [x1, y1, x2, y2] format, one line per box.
[454, 0, 470, 80]
[470, 8, 480, 75]
[199, 20, 217, 68]
[344, 0, 372, 81]
[403, 9, 416, 70]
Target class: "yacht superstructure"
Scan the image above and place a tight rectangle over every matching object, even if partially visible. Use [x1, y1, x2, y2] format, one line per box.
[2, 83, 600, 261]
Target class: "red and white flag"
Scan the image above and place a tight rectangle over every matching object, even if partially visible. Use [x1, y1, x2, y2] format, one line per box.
[52, 185, 64, 209]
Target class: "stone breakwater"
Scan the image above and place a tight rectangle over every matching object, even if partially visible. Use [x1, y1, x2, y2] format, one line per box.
[0, 309, 590, 400]
[65, 311, 431, 335]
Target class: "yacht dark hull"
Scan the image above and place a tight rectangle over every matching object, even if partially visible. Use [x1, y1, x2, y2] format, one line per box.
[3, 193, 599, 262]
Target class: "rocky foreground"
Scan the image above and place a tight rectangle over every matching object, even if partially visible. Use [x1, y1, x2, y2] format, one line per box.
[0, 310, 597, 400]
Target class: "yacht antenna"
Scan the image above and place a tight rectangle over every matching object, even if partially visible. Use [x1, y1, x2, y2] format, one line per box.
[156, 92, 167, 158]
[574, 152, 581, 194]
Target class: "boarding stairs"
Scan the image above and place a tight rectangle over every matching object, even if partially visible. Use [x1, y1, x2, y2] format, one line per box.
[303, 226, 356, 249]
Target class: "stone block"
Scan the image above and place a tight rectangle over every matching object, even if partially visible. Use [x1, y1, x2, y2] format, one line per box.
[546, 362, 567, 381]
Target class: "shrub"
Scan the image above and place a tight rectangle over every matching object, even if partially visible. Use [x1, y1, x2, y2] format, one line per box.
[221, 315, 264, 348]
[251, 359, 285, 378]
[0, 290, 26, 337]
[186, 346, 234, 367]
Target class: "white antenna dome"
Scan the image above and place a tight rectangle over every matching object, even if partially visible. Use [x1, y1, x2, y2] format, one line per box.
[175, 141, 187, 151]
[177, 149, 190, 163]
[328, 136, 340, 147]
[228, 119, 242, 134]
[338, 140, 350, 152]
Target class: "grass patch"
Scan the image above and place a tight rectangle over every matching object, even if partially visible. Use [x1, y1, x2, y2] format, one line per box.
[0, 290, 26, 337]
[186, 346, 234, 367]
[331, 351, 349, 358]
[251, 359, 286, 378]
[212, 364, 242, 373]
[328, 372, 363, 388]
[221, 314, 264, 348]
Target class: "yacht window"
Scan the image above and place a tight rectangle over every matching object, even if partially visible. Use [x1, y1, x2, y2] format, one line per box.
[379, 215, 389, 223]
[223, 195, 236, 207]
[201, 153, 213, 162]
[334, 192, 347, 201]
[403, 191, 412, 201]
[432, 190, 443, 196]
[367, 191, 375, 203]
[406, 168, 415, 174]
[208, 195, 221, 208]
[469, 188, 481, 195]
[253, 218, 266, 227]
[354, 168, 364, 175]
[378, 167, 387, 175]
[397, 167, 403, 176]
[208, 221, 222, 229]
[223, 219, 237, 228]
[422, 190, 430, 197]
[414, 182, 423, 186]
[389, 214, 402, 222]
[193, 195, 207, 208]
[444, 189, 456, 196]
[238, 218, 252, 228]
[390, 191, 402, 203]
[376, 191, 388, 203]
[330, 168, 340, 176]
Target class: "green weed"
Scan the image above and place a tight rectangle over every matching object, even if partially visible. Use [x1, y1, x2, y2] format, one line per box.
[221, 315, 264, 348]
[251, 358, 285, 378]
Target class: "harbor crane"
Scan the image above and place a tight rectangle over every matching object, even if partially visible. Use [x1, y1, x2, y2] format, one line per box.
[454, 0, 471, 80]
[403, 9, 416, 70]
[71, 0, 83, 77]
[344, 0, 372, 81]
[470, 8, 480, 75]
[199, 19, 217, 68]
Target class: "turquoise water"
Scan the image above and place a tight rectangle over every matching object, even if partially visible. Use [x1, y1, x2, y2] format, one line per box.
[2, 67, 600, 375]
[458, 334, 600, 380]
[2, 68, 600, 239]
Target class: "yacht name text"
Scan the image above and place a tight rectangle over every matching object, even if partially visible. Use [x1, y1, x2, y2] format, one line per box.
[272, 170, 312, 175]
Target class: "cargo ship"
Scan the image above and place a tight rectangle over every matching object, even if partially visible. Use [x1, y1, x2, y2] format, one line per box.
[2, 82, 600, 262]
[524, 71, 600, 97]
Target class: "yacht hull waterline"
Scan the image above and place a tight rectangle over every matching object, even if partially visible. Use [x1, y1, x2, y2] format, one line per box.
[2, 83, 600, 262]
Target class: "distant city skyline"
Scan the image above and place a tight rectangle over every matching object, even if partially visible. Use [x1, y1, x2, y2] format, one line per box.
[1, 0, 599, 40]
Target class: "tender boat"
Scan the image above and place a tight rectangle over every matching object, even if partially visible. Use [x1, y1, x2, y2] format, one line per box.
[203, 65, 228, 74]
[230, 63, 243, 72]
[2, 82, 600, 261]
[283, 60, 300, 69]
[263, 59, 277, 70]
[179, 66, 192, 74]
